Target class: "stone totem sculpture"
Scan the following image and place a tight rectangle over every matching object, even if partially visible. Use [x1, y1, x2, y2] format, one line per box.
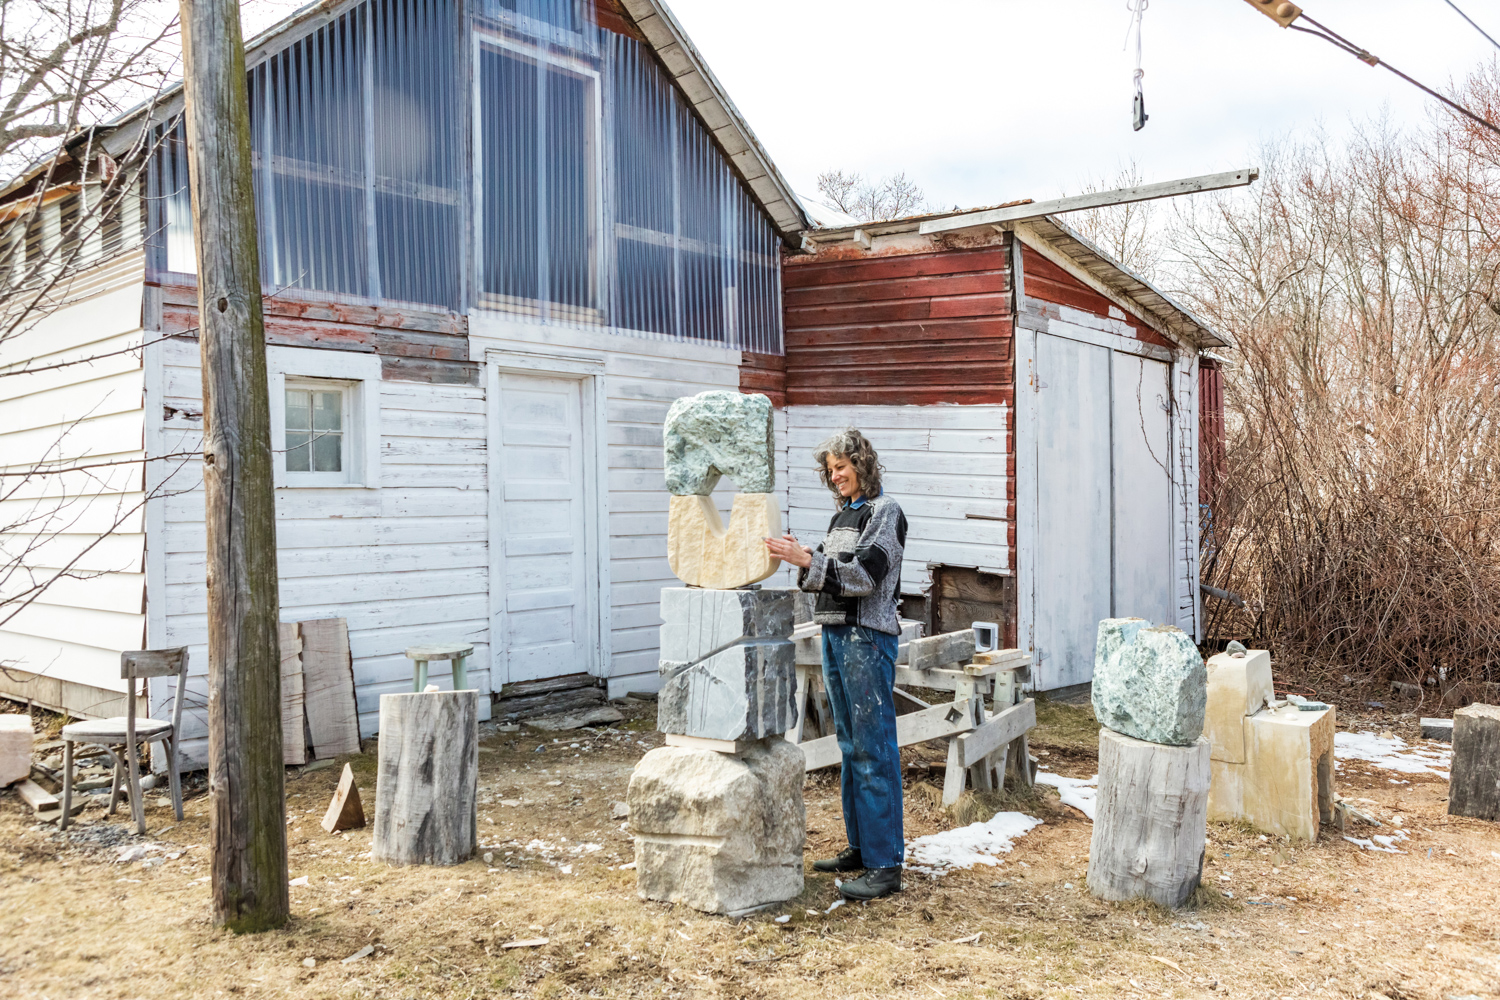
[627, 390, 806, 916]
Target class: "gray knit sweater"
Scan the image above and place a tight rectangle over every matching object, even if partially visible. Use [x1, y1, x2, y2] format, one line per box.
[797, 493, 908, 635]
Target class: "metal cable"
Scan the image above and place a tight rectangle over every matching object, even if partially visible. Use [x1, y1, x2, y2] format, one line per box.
[1439, 0, 1500, 53]
[1291, 14, 1500, 137]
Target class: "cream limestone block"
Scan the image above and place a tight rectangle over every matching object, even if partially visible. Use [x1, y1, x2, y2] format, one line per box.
[1205, 650, 1274, 764]
[667, 492, 782, 589]
[1208, 703, 1336, 842]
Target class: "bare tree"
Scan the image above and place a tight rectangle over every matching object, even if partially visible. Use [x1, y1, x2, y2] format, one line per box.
[0, 1, 180, 683]
[815, 168, 934, 223]
[1067, 161, 1164, 281]
[1179, 83, 1500, 700]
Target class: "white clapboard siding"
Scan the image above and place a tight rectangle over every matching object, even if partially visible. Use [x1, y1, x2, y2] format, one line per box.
[0, 258, 147, 702]
[148, 337, 491, 755]
[469, 319, 782, 697]
[786, 405, 1010, 597]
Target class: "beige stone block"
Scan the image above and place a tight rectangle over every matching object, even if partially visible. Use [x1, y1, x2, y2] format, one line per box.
[0, 714, 32, 787]
[1205, 650, 1274, 763]
[1207, 704, 1335, 842]
[667, 492, 781, 589]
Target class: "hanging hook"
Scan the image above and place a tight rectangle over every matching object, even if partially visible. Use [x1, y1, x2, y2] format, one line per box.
[1127, 0, 1149, 130]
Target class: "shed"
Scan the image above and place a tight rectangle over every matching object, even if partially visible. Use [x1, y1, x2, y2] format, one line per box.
[763, 212, 1229, 694]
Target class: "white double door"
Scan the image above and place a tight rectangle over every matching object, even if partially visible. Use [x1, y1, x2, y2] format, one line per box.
[1030, 332, 1175, 691]
[493, 372, 595, 683]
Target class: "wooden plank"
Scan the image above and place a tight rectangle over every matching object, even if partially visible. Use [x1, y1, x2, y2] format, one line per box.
[279, 622, 306, 766]
[958, 699, 1036, 767]
[497, 673, 593, 700]
[895, 667, 992, 695]
[664, 734, 750, 754]
[919, 168, 1258, 234]
[17, 778, 58, 812]
[908, 631, 976, 671]
[783, 247, 1009, 287]
[300, 618, 361, 759]
[802, 698, 975, 771]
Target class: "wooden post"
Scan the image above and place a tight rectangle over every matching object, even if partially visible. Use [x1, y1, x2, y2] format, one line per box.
[178, 0, 288, 931]
[373, 691, 478, 866]
[1087, 729, 1210, 908]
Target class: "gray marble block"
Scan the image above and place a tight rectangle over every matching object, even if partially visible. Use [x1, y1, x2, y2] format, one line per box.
[657, 587, 796, 741]
[1092, 618, 1207, 746]
[663, 391, 775, 495]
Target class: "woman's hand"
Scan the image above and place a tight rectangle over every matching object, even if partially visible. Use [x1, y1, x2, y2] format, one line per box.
[764, 534, 813, 569]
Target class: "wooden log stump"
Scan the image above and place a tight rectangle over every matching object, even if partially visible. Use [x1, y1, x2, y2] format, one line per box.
[1449, 704, 1500, 821]
[1087, 729, 1210, 908]
[373, 691, 477, 866]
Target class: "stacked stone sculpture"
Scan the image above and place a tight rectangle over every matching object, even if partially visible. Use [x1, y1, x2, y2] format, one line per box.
[663, 391, 782, 589]
[1087, 618, 1211, 908]
[1204, 648, 1336, 841]
[626, 390, 805, 916]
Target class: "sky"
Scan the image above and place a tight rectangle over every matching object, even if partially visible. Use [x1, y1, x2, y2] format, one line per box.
[659, 0, 1500, 210]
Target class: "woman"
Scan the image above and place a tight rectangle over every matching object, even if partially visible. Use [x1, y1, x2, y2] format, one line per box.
[765, 429, 908, 901]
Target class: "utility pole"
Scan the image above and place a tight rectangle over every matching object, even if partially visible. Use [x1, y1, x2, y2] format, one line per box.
[177, 0, 288, 931]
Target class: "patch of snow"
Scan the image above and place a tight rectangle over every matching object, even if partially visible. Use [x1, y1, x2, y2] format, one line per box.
[1334, 732, 1451, 778]
[904, 812, 1043, 875]
[1345, 829, 1409, 854]
[1035, 769, 1099, 820]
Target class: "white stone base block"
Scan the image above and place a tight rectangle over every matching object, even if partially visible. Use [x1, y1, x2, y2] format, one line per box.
[0, 715, 31, 787]
[628, 739, 805, 915]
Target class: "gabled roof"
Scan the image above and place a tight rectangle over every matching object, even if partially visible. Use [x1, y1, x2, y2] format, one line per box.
[6, 0, 811, 239]
[798, 206, 1229, 351]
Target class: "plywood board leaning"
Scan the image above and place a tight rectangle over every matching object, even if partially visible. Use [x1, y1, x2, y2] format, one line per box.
[279, 621, 306, 766]
[300, 618, 361, 759]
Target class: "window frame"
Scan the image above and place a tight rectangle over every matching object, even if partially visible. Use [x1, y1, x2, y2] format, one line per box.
[471, 29, 606, 324]
[266, 346, 381, 489]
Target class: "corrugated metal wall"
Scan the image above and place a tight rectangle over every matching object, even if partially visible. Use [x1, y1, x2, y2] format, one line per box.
[146, 0, 782, 353]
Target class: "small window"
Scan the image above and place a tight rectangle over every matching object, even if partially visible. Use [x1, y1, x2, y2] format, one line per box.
[282, 379, 357, 486]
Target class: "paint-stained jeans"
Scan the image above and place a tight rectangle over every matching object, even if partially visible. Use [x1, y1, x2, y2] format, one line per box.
[821, 624, 904, 869]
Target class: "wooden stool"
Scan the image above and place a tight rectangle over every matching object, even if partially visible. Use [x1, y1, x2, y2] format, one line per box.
[405, 643, 475, 692]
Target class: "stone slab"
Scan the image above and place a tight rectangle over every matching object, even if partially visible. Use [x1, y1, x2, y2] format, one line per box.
[1205, 650, 1274, 764]
[1449, 703, 1500, 821]
[658, 639, 796, 742]
[659, 587, 794, 663]
[1092, 619, 1206, 746]
[629, 739, 805, 915]
[667, 493, 781, 589]
[0, 715, 32, 787]
[663, 390, 775, 495]
[1420, 718, 1454, 743]
[1208, 704, 1336, 842]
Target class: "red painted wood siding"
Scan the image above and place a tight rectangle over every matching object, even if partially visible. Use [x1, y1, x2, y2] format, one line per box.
[1199, 358, 1226, 502]
[152, 281, 478, 385]
[781, 246, 1013, 407]
[1020, 246, 1174, 351]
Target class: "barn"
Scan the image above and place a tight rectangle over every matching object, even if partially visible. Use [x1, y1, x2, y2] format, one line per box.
[0, 0, 1228, 758]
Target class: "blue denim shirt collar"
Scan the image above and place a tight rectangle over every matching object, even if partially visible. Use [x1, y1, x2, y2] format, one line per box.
[843, 490, 880, 510]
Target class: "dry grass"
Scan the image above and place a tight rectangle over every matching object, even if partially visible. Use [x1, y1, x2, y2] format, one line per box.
[1, 702, 1497, 1000]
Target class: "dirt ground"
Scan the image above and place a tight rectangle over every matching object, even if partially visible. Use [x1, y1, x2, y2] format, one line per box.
[1, 697, 1496, 1000]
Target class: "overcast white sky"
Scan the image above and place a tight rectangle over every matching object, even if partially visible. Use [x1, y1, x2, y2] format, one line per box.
[661, 0, 1500, 210]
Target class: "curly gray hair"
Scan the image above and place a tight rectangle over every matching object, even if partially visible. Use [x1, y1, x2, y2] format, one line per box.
[814, 428, 884, 504]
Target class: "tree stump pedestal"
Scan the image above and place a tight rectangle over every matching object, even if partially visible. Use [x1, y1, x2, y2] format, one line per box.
[1087, 728, 1211, 908]
[373, 690, 478, 866]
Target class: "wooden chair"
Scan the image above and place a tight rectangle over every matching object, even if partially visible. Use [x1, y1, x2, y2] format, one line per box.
[59, 647, 188, 835]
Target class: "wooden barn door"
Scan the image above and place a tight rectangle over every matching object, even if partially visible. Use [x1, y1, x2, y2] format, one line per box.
[1030, 333, 1175, 692]
[493, 372, 595, 683]
[1033, 334, 1113, 691]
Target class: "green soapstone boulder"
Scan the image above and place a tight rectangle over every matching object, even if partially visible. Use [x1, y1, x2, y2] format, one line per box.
[1091, 618, 1207, 746]
[663, 391, 775, 496]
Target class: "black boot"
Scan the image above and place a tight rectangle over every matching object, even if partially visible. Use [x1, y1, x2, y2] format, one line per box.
[837, 866, 902, 900]
[812, 845, 863, 873]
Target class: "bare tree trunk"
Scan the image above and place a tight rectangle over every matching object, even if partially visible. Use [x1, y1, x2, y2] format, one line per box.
[178, 0, 288, 932]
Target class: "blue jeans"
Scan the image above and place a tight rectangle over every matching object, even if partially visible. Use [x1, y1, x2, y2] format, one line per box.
[821, 624, 904, 869]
